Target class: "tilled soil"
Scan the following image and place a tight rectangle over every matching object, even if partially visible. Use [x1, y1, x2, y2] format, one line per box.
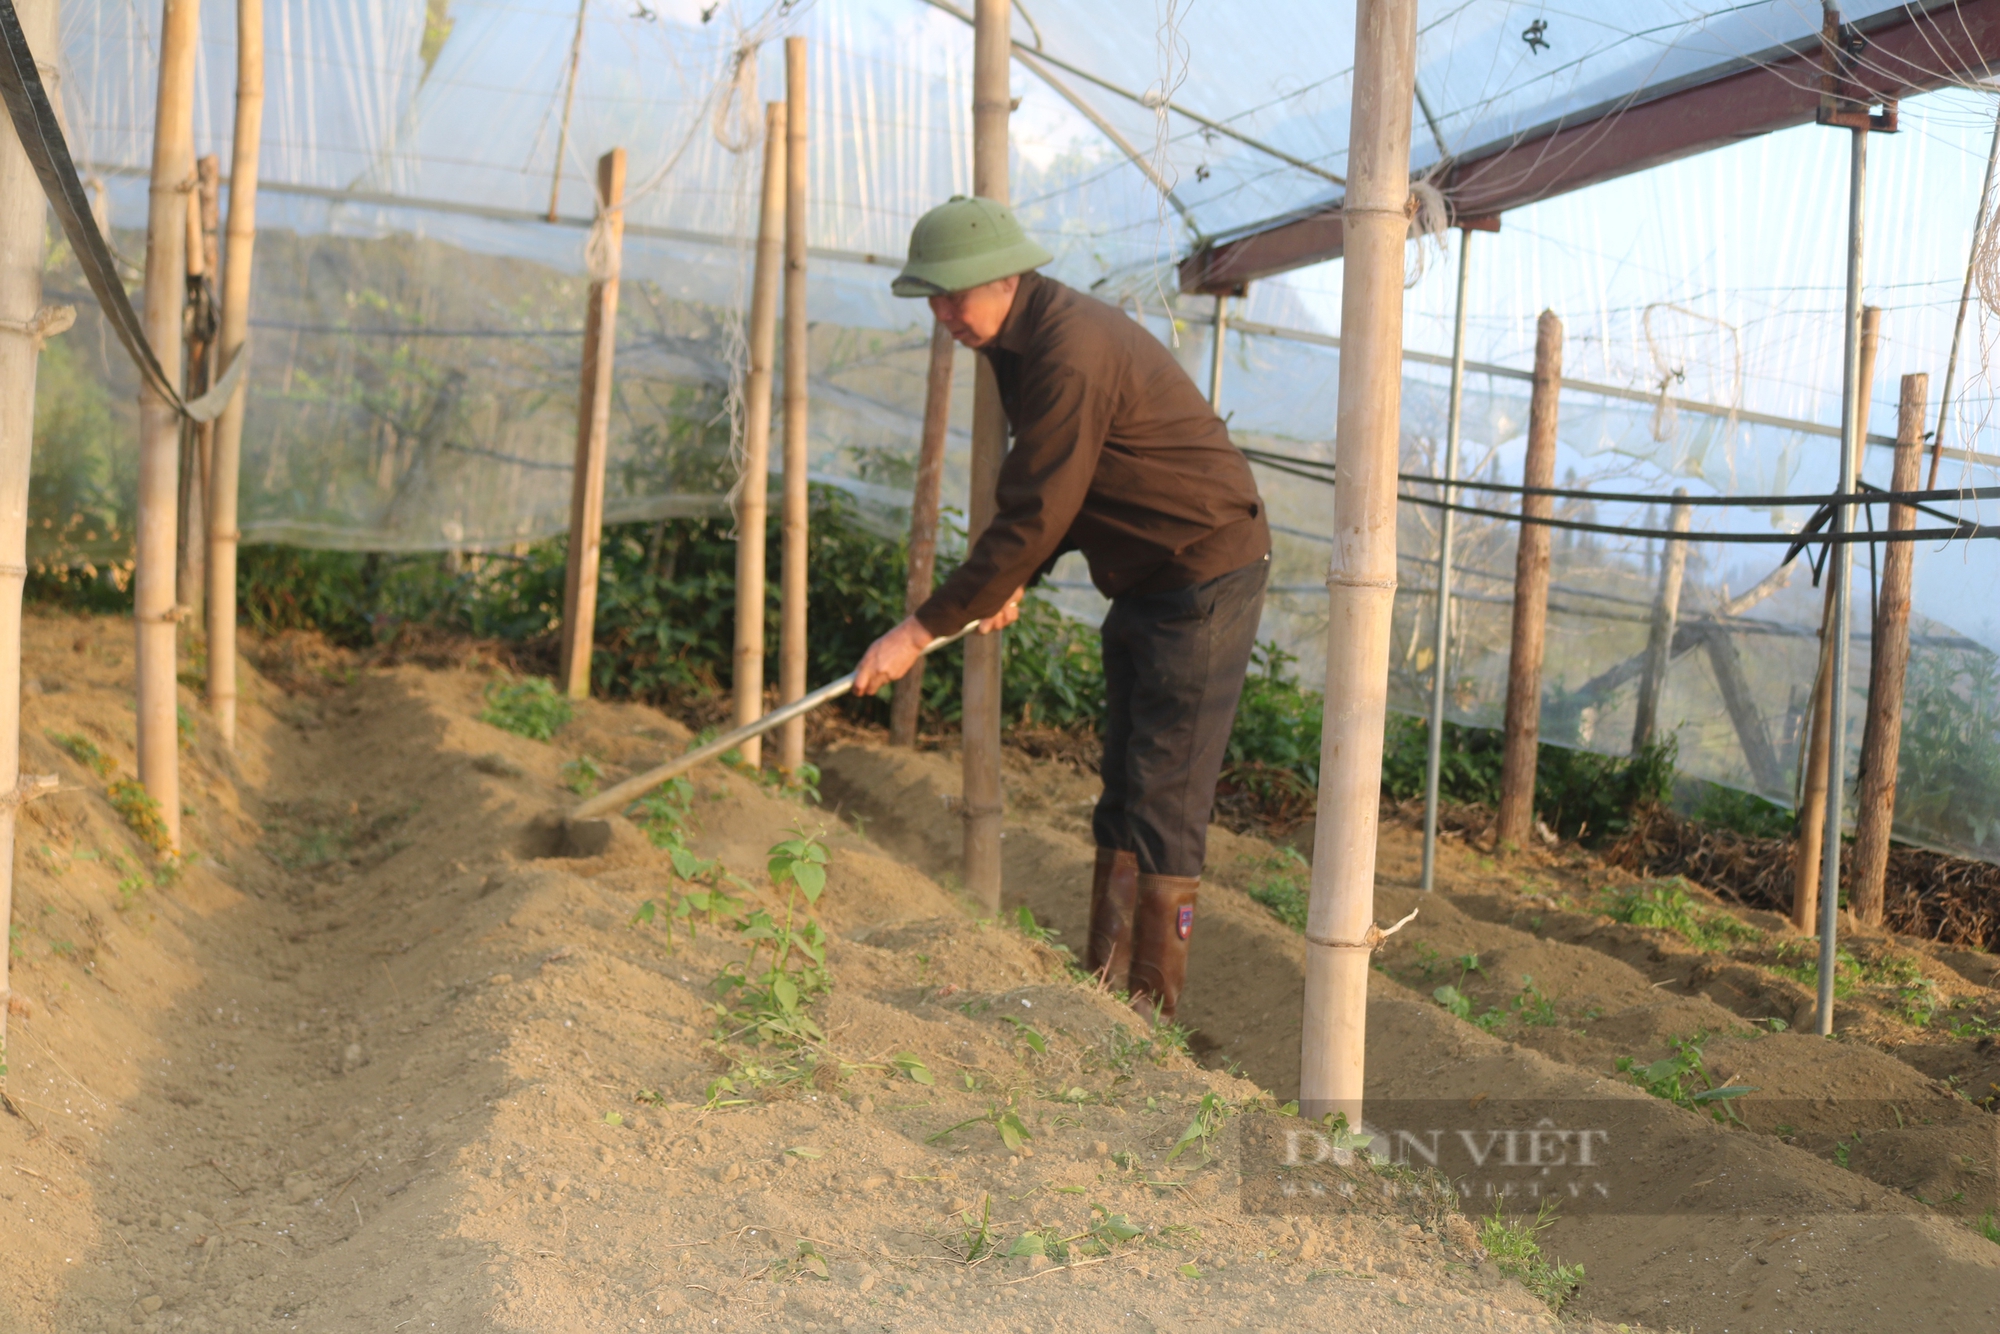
[817, 740, 2000, 1332]
[0, 613, 1591, 1334]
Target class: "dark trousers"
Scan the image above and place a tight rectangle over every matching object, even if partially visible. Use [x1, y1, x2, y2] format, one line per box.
[1093, 557, 1268, 877]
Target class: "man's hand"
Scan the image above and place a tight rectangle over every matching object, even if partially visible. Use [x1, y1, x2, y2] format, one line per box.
[979, 586, 1026, 634]
[853, 616, 934, 696]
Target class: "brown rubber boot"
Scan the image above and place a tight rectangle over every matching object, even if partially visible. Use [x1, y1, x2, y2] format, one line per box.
[1086, 848, 1140, 988]
[1129, 873, 1199, 1024]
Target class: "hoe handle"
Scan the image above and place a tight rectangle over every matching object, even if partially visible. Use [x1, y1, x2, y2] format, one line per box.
[568, 621, 979, 821]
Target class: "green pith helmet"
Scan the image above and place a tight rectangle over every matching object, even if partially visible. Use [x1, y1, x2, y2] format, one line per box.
[891, 195, 1054, 297]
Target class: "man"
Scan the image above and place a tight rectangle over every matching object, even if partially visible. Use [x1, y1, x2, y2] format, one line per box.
[854, 195, 1269, 1024]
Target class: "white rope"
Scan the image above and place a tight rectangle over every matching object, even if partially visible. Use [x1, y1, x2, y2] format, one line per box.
[1305, 907, 1419, 951]
[1404, 177, 1448, 289]
[0, 304, 76, 348]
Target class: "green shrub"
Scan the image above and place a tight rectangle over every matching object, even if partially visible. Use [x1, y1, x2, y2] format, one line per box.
[1599, 878, 1760, 952]
[1690, 782, 1795, 839]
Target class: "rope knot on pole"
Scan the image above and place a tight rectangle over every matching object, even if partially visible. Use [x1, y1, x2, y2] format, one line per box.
[1306, 907, 1419, 952]
[0, 303, 73, 347]
[0, 775, 59, 811]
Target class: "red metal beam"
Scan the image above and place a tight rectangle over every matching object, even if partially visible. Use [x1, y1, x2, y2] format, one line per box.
[1180, 1, 2000, 295]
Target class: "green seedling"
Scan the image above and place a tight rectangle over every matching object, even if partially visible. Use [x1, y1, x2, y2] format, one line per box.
[713, 834, 832, 1046]
[1479, 1200, 1584, 1313]
[1616, 1035, 1757, 1123]
[1004, 1205, 1144, 1266]
[560, 755, 604, 796]
[953, 1194, 997, 1264]
[634, 776, 697, 849]
[892, 1052, 935, 1086]
[790, 1239, 830, 1279]
[479, 676, 572, 741]
[1244, 847, 1310, 933]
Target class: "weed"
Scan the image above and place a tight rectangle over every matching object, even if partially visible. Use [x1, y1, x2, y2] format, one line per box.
[928, 1101, 1034, 1152]
[1892, 978, 1941, 1027]
[1598, 878, 1760, 952]
[1616, 1036, 1757, 1123]
[1010, 904, 1062, 948]
[950, 1195, 997, 1263]
[1002, 1016, 1048, 1054]
[1243, 847, 1310, 932]
[114, 871, 146, 912]
[478, 676, 572, 741]
[634, 777, 697, 849]
[892, 1052, 935, 1086]
[1163, 1092, 1231, 1166]
[107, 777, 171, 854]
[47, 731, 114, 778]
[1974, 1210, 2000, 1246]
[176, 704, 195, 747]
[1004, 1205, 1146, 1265]
[1479, 1200, 1585, 1312]
[788, 1239, 831, 1280]
[560, 755, 604, 796]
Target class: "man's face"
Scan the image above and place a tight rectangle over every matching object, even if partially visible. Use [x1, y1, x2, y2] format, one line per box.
[928, 275, 1020, 348]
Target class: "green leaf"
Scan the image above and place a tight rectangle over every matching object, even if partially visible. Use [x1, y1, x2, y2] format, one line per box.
[893, 1053, 934, 1086]
[792, 860, 826, 901]
[1093, 1213, 1144, 1243]
[771, 974, 799, 1012]
[1178, 1262, 1201, 1279]
[785, 1146, 823, 1159]
[1002, 1017, 1047, 1053]
[1005, 1232, 1047, 1258]
[996, 1109, 1033, 1152]
[631, 900, 658, 925]
[603, 1111, 624, 1126]
[1691, 1084, 1758, 1103]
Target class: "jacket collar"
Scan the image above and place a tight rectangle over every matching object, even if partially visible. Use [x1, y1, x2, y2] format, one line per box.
[991, 270, 1048, 354]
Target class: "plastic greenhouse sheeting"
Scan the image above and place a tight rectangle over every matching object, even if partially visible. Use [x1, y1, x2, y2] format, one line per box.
[29, 1, 2000, 866]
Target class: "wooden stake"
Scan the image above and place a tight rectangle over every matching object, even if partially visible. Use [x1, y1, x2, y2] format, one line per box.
[961, 0, 1012, 912]
[733, 102, 784, 769]
[1700, 624, 1785, 796]
[0, 0, 59, 1057]
[176, 154, 218, 623]
[1494, 310, 1562, 850]
[558, 147, 627, 700]
[1298, 0, 1418, 1124]
[1850, 372, 1926, 925]
[1792, 304, 1880, 932]
[208, 0, 264, 750]
[890, 321, 955, 748]
[1632, 488, 1691, 751]
[778, 37, 810, 772]
[137, 0, 203, 854]
[1207, 293, 1228, 411]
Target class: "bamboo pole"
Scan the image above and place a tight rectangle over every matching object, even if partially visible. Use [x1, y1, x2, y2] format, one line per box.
[733, 101, 785, 769]
[176, 154, 218, 623]
[1850, 373, 1925, 925]
[1815, 150, 1873, 1038]
[1930, 103, 2000, 492]
[207, 0, 264, 750]
[778, 36, 810, 773]
[1420, 228, 1474, 893]
[137, 0, 202, 854]
[0, 0, 59, 1061]
[1792, 304, 1879, 936]
[547, 0, 587, 223]
[1632, 488, 1691, 751]
[558, 147, 627, 700]
[961, 0, 1011, 912]
[1493, 311, 1562, 850]
[1298, 0, 1417, 1124]
[890, 320, 955, 748]
[1207, 293, 1228, 411]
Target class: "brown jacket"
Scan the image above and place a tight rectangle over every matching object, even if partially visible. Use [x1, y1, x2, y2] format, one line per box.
[915, 272, 1269, 635]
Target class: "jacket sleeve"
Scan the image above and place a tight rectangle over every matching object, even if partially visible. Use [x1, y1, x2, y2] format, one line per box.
[914, 361, 1105, 635]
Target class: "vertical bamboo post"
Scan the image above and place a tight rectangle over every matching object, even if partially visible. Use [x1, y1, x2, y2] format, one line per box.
[733, 102, 784, 768]
[1494, 311, 1562, 850]
[208, 0, 263, 750]
[1632, 488, 1691, 751]
[137, 0, 202, 853]
[1815, 144, 1873, 1037]
[1207, 293, 1228, 411]
[1793, 305, 1879, 937]
[960, 0, 1011, 912]
[558, 147, 627, 700]
[1850, 372, 1925, 925]
[0, 0, 59, 1059]
[778, 37, 810, 772]
[177, 154, 218, 623]
[547, 0, 587, 223]
[1421, 228, 1473, 892]
[890, 321, 955, 748]
[1298, 0, 1417, 1124]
